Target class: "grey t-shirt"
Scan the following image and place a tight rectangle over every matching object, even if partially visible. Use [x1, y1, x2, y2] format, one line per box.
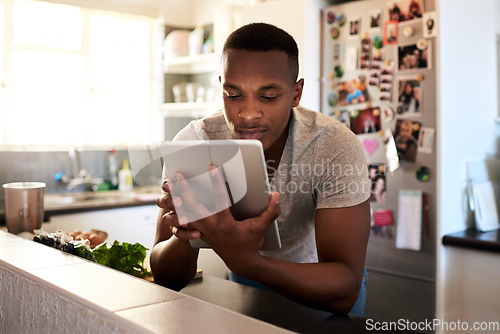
[172, 106, 370, 263]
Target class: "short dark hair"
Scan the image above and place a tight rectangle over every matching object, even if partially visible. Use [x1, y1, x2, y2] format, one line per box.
[223, 23, 299, 81]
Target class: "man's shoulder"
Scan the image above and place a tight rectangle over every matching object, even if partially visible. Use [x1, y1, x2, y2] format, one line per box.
[292, 106, 349, 139]
[201, 110, 233, 139]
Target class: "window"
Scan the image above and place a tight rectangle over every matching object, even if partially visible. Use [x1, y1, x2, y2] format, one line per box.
[0, 0, 163, 148]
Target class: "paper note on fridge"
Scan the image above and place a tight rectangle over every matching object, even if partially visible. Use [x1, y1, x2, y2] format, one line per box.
[396, 190, 423, 251]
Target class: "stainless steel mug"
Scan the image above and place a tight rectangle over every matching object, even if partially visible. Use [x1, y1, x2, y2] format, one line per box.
[3, 182, 46, 234]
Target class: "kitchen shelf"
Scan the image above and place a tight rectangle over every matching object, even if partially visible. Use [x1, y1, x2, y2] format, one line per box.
[162, 102, 221, 118]
[163, 52, 220, 74]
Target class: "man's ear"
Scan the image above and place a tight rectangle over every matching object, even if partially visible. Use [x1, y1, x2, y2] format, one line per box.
[292, 78, 304, 107]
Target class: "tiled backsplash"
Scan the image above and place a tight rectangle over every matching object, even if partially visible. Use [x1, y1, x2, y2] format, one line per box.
[0, 149, 163, 197]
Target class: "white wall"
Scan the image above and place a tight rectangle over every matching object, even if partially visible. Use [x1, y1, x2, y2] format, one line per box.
[436, 0, 500, 325]
[438, 0, 500, 236]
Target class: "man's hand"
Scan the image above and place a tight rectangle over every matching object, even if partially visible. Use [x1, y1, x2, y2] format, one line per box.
[165, 166, 280, 275]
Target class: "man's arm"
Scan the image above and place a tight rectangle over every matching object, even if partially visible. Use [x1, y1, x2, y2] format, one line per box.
[228, 199, 371, 314]
[149, 194, 200, 291]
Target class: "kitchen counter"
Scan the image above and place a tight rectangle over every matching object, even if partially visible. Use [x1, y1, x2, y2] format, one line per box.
[442, 228, 500, 253]
[182, 275, 369, 334]
[0, 187, 161, 226]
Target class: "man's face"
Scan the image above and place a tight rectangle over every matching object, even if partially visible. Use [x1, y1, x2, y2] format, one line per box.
[220, 49, 303, 151]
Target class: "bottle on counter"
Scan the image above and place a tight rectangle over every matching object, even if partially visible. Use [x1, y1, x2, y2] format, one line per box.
[118, 159, 133, 191]
[107, 149, 119, 190]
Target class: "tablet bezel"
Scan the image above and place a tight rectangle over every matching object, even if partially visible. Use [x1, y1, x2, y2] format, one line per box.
[160, 139, 281, 251]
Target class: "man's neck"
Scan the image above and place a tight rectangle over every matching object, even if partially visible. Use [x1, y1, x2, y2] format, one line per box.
[264, 113, 291, 180]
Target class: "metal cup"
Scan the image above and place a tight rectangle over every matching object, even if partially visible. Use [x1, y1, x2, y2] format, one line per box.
[2, 182, 46, 234]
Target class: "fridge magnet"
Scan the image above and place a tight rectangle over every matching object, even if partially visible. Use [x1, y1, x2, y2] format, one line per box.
[417, 127, 435, 153]
[328, 91, 338, 107]
[360, 37, 372, 70]
[368, 164, 387, 203]
[337, 75, 368, 106]
[416, 166, 430, 182]
[330, 27, 340, 40]
[402, 26, 414, 37]
[416, 38, 428, 50]
[394, 119, 421, 163]
[349, 107, 381, 134]
[372, 35, 384, 49]
[397, 43, 431, 71]
[348, 17, 361, 38]
[387, 0, 424, 22]
[334, 64, 344, 78]
[423, 11, 437, 38]
[380, 105, 395, 122]
[383, 21, 398, 45]
[337, 14, 346, 27]
[333, 43, 344, 61]
[326, 11, 336, 24]
[369, 9, 382, 31]
[329, 109, 351, 128]
[344, 46, 358, 71]
[397, 78, 422, 116]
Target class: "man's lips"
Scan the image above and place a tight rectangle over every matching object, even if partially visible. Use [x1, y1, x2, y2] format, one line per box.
[236, 128, 266, 140]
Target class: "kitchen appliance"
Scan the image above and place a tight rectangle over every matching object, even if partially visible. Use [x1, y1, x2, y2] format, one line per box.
[321, 0, 436, 326]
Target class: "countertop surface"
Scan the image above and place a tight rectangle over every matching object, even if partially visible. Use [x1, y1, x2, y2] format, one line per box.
[442, 228, 500, 253]
[182, 275, 370, 334]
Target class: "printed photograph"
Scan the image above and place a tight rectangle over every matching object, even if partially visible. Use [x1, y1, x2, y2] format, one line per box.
[394, 119, 421, 162]
[349, 17, 361, 37]
[397, 79, 422, 116]
[368, 164, 387, 203]
[398, 43, 430, 71]
[369, 9, 382, 30]
[349, 107, 381, 135]
[329, 109, 351, 128]
[337, 75, 368, 106]
[383, 20, 398, 45]
[387, 0, 424, 22]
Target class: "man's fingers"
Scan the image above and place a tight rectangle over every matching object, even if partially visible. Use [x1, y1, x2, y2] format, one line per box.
[259, 192, 281, 227]
[171, 225, 201, 240]
[209, 165, 231, 213]
[170, 172, 211, 223]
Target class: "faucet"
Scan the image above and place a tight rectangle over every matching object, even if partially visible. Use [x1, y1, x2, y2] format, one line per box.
[55, 148, 103, 191]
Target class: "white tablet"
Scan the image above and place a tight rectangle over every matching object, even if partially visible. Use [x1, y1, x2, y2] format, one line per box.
[159, 139, 281, 251]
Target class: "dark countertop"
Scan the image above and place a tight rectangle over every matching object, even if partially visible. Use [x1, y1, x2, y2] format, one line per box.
[182, 275, 422, 334]
[442, 228, 500, 253]
[182, 276, 368, 334]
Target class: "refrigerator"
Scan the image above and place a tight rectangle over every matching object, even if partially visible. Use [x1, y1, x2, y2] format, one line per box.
[321, 0, 437, 325]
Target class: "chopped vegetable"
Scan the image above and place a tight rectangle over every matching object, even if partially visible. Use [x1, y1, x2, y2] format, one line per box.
[33, 230, 151, 278]
[93, 241, 151, 278]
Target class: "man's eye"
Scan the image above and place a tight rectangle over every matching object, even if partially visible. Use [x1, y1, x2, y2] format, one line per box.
[225, 93, 241, 99]
[261, 95, 278, 101]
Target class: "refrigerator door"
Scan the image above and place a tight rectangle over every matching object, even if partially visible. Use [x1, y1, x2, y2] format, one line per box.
[321, 0, 436, 325]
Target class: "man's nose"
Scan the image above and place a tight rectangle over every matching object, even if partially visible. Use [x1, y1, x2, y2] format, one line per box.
[238, 103, 263, 121]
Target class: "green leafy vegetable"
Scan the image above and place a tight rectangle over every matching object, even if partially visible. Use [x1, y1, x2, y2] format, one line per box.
[92, 240, 151, 278]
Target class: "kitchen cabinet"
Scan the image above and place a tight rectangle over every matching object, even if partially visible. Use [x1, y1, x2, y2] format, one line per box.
[47, 205, 158, 255]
